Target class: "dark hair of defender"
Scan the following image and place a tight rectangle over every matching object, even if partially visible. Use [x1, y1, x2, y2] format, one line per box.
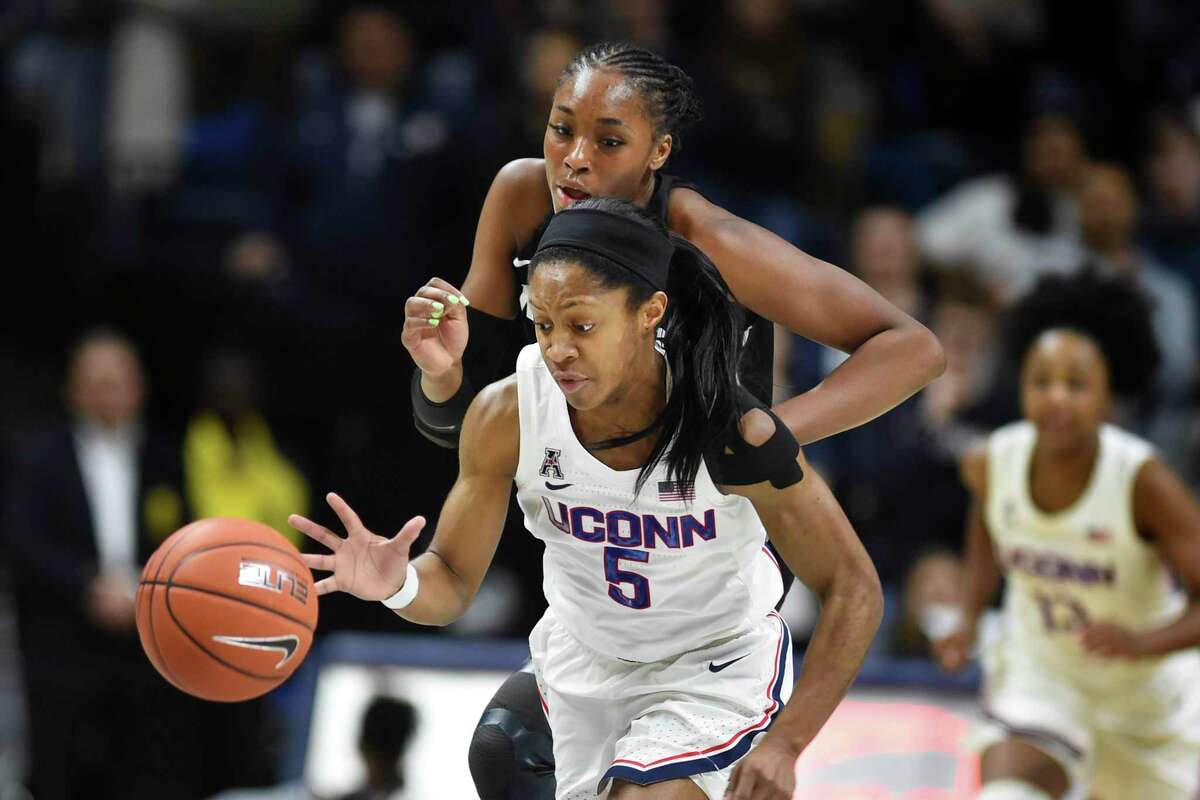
[530, 197, 744, 493]
[1003, 268, 1161, 400]
[559, 42, 704, 153]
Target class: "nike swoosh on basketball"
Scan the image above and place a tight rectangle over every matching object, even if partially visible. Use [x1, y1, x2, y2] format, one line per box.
[708, 654, 748, 673]
[545, 481, 573, 490]
[212, 634, 300, 669]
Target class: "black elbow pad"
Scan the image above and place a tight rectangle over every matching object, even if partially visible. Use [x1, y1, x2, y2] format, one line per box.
[411, 368, 475, 449]
[705, 389, 804, 489]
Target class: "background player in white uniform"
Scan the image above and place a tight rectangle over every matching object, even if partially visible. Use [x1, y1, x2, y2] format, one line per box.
[289, 198, 883, 799]
[933, 272, 1200, 800]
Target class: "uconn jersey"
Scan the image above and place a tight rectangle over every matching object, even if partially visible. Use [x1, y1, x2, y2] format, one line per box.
[986, 420, 1200, 692]
[512, 344, 783, 663]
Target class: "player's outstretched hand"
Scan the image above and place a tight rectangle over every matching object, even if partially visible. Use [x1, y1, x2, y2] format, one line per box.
[402, 277, 470, 378]
[931, 626, 975, 673]
[726, 737, 796, 799]
[288, 492, 425, 602]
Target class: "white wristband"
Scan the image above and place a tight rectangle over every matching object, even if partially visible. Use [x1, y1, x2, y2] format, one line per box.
[381, 563, 419, 610]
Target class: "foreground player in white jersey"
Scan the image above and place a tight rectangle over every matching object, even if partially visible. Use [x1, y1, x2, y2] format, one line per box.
[290, 198, 882, 799]
[933, 272, 1200, 800]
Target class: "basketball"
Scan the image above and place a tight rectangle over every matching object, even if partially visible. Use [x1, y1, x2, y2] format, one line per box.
[136, 517, 318, 702]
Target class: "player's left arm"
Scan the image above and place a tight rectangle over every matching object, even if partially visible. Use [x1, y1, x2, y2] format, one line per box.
[717, 408, 883, 799]
[1083, 457, 1200, 658]
[670, 189, 945, 445]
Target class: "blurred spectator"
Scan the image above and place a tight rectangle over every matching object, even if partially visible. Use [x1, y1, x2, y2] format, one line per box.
[850, 207, 926, 318]
[785, 207, 930, 411]
[334, 696, 418, 800]
[6, 2, 115, 188]
[184, 351, 309, 546]
[823, 268, 1007, 653]
[1078, 162, 1199, 470]
[1140, 112, 1200, 298]
[1080, 163, 1198, 404]
[684, 0, 822, 246]
[596, 0, 673, 52]
[473, 27, 581, 167]
[0, 330, 202, 798]
[278, 3, 465, 326]
[917, 111, 1089, 301]
[106, 8, 187, 195]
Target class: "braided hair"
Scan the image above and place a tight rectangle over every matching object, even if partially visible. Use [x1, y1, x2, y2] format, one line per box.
[559, 42, 704, 153]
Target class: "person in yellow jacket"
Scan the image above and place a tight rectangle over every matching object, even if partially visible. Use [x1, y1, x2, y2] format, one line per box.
[184, 352, 308, 546]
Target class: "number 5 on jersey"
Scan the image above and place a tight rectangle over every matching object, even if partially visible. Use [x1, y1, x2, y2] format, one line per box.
[604, 546, 650, 609]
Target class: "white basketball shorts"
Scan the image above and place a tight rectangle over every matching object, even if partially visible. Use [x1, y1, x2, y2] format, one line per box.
[528, 607, 795, 800]
[973, 638, 1200, 800]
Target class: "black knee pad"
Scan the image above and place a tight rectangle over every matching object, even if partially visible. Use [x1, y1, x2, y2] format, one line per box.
[468, 670, 556, 800]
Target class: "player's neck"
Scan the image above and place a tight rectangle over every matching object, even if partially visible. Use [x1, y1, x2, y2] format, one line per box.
[571, 358, 666, 465]
[1031, 429, 1100, 499]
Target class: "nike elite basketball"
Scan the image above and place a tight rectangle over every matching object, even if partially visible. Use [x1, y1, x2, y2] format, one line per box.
[135, 518, 318, 702]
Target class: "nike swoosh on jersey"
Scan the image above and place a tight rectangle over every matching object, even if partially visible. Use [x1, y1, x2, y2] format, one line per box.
[708, 654, 748, 673]
[545, 482, 573, 490]
[212, 634, 300, 669]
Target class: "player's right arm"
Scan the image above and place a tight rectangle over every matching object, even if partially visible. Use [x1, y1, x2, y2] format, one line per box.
[933, 442, 1002, 671]
[405, 159, 549, 403]
[290, 377, 520, 626]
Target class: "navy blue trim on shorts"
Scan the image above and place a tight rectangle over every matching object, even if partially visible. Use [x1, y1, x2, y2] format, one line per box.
[981, 708, 1085, 760]
[599, 614, 792, 788]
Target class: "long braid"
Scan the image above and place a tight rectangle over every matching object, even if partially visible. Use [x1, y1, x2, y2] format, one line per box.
[560, 42, 703, 151]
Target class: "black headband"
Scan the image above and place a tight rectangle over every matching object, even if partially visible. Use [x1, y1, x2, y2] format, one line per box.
[534, 207, 673, 290]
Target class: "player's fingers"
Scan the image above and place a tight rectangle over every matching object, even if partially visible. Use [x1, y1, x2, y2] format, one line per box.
[406, 294, 448, 320]
[401, 319, 443, 346]
[424, 276, 469, 303]
[326, 492, 366, 536]
[392, 515, 426, 549]
[729, 769, 755, 800]
[301, 552, 335, 572]
[288, 514, 342, 552]
[724, 764, 741, 798]
[313, 576, 339, 596]
[405, 314, 444, 330]
[415, 289, 468, 323]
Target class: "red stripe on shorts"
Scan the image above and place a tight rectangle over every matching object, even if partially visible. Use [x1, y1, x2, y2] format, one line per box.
[610, 612, 787, 770]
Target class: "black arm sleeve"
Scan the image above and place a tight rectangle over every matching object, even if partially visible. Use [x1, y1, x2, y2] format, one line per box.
[412, 306, 527, 448]
[704, 387, 804, 489]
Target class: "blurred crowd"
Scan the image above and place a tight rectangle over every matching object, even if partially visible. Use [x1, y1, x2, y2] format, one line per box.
[2, 0, 1200, 796]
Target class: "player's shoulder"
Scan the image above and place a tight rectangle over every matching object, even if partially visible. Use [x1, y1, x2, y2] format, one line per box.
[487, 159, 552, 246]
[706, 388, 803, 492]
[461, 376, 520, 475]
[962, 421, 1032, 494]
[469, 375, 519, 426]
[492, 158, 549, 199]
[1100, 422, 1155, 460]
[959, 441, 989, 496]
[666, 181, 736, 239]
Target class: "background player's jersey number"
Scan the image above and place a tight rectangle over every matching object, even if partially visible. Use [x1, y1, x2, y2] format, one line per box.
[604, 547, 650, 609]
[1033, 589, 1090, 633]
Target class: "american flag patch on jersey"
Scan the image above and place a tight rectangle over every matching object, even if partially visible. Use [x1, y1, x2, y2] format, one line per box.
[658, 480, 695, 502]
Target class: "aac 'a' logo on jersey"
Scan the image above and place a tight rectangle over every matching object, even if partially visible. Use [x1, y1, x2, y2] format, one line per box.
[539, 448, 564, 480]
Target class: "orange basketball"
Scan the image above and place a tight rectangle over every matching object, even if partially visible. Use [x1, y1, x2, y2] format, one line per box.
[136, 517, 318, 702]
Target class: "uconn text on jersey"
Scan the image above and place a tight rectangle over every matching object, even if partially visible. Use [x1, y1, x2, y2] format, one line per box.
[542, 498, 717, 549]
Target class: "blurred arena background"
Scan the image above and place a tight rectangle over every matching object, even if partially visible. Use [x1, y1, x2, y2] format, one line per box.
[2, 0, 1199, 798]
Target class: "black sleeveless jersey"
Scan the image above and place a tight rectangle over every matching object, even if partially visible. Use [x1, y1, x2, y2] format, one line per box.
[515, 173, 775, 406]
